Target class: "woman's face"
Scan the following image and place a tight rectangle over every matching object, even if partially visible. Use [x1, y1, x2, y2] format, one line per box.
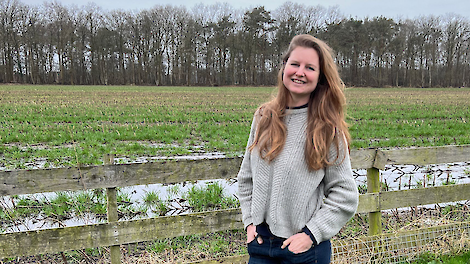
[283, 46, 320, 107]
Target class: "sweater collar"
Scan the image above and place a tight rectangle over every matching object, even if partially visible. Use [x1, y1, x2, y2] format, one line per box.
[285, 105, 308, 115]
[286, 103, 308, 110]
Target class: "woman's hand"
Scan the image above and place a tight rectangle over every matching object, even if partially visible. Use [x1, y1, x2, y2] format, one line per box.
[246, 224, 263, 244]
[281, 232, 313, 254]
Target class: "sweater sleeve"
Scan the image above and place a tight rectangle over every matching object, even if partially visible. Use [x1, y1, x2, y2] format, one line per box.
[237, 115, 258, 230]
[306, 135, 359, 243]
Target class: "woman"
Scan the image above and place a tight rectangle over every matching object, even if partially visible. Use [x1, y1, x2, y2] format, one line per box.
[237, 34, 359, 264]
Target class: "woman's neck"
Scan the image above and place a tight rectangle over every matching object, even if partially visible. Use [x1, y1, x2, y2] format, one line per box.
[287, 95, 309, 108]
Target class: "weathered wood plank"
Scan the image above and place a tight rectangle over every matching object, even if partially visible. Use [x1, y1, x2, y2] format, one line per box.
[356, 183, 470, 213]
[349, 149, 376, 169]
[373, 150, 387, 170]
[0, 209, 243, 259]
[383, 145, 470, 165]
[1, 145, 469, 197]
[0, 157, 244, 196]
[379, 183, 470, 210]
[357, 193, 379, 214]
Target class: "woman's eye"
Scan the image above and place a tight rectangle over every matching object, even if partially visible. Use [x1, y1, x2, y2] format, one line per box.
[308, 67, 315, 71]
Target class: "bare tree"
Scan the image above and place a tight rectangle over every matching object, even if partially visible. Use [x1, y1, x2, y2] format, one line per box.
[1, 1, 469, 87]
[442, 14, 470, 87]
[415, 15, 442, 87]
[0, 0, 23, 83]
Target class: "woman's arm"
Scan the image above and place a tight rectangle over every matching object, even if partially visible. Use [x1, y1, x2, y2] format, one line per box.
[305, 135, 359, 244]
[237, 115, 258, 230]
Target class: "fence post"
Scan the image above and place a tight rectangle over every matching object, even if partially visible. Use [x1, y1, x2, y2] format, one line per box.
[104, 154, 121, 264]
[367, 166, 381, 236]
[367, 149, 386, 236]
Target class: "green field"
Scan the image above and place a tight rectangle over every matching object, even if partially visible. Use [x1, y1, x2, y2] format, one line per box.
[1, 85, 469, 170]
[411, 250, 470, 264]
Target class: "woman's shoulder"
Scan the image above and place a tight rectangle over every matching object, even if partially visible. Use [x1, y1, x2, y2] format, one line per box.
[253, 103, 273, 120]
[255, 102, 270, 114]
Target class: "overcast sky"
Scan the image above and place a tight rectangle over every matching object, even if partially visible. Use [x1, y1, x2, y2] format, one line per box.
[20, 0, 469, 19]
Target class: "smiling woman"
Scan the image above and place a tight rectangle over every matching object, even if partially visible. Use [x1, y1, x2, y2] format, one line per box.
[283, 46, 320, 107]
[237, 34, 358, 264]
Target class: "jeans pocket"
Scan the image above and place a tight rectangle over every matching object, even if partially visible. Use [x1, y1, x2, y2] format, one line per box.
[286, 246, 311, 255]
[285, 240, 331, 264]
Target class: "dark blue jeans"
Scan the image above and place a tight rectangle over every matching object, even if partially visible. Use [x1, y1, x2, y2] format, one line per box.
[247, 235, 331, 264]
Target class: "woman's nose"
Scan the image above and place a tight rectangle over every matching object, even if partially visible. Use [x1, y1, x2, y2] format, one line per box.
[295, 68, 305, 77]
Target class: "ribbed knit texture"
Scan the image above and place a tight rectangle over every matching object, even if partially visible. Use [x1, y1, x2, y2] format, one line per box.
[237, 107, 359, 243]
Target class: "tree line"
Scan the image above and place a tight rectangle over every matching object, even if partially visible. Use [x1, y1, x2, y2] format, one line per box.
[1, 0, 469, 87]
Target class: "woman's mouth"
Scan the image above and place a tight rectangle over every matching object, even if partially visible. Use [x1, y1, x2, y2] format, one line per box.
[292, 79, 306, 84]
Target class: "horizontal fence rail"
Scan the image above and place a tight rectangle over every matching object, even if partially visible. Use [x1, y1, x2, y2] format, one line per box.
[2, 145, 469, 197]
[0, 145, 469, 262]
[0, 209, 243, 258]
[0, 157, 243, 196]
[357, 183, 470, 214]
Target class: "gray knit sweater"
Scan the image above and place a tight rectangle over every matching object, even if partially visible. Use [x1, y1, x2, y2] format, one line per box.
[237, 107, 359, 243]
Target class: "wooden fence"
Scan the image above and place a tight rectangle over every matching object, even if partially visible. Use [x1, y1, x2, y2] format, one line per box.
[0, 145, 469, 263]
